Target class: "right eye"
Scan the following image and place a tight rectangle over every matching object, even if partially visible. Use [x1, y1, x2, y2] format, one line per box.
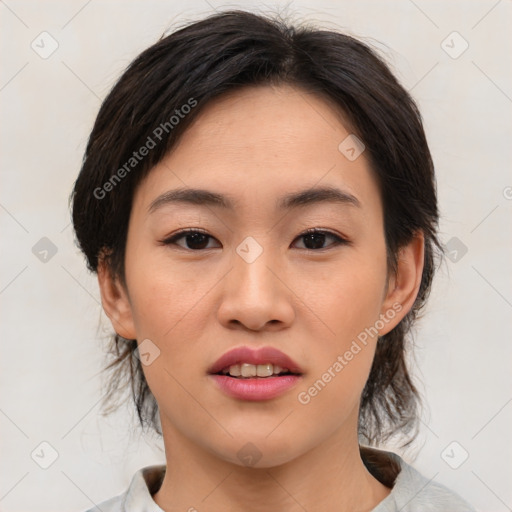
[160, 229, 221, 251]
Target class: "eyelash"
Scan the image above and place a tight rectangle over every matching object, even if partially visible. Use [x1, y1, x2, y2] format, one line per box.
[159, 228, 350, 252]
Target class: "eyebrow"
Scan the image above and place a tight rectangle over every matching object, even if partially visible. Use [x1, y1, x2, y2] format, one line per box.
[148, 185, 361, 214]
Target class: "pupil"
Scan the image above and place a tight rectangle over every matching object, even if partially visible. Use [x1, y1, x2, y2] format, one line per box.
[187, 233, 208, 250]
[304, 233, 325, 249]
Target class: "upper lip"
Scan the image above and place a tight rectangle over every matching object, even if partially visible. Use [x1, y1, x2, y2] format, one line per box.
[208, 346, 303, 375]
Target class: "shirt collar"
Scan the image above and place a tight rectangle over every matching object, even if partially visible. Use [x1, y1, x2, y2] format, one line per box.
[123, 465, 166, 512]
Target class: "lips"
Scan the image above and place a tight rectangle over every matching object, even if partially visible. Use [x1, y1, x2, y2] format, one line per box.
[208, 346, 303, 401]
[208, 346, 303, 376]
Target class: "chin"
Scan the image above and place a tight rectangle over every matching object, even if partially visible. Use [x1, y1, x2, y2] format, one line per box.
[209, 433, 312, 469]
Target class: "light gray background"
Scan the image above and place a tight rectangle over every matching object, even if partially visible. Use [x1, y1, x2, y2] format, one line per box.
[1, 1, 511, 511]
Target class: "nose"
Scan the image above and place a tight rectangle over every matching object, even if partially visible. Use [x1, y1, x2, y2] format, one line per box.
[216, 243, 295, 332]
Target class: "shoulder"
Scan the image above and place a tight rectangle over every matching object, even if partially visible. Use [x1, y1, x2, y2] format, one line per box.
[363, 448, 476, 512]
[81, 465, 166, 512]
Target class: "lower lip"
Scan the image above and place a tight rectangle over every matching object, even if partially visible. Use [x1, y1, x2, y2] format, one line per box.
[210, 374, 301, 401]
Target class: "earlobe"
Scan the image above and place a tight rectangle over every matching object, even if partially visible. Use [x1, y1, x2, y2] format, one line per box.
[379, 232, 425, 336]
[97, 258, 137, 340]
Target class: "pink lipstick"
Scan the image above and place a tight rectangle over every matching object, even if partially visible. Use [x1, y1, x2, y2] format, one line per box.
[208, 346, 303, 401]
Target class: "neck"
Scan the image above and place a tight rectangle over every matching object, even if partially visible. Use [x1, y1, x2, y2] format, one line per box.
[153, 420, 391, 511]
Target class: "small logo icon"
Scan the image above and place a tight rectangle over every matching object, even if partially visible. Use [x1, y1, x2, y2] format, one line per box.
[441, 31, 469, 59]
[441, 441, 469, 469]
[444, 236, 468, 263]
[31, 31, 59, 59]
[237, 442, 262, 467]
[135, 339, 161, 366]
[31, 441, 59, 469]
[32, 237, 58, 263]
[338, 134, 366, 161]
[236, 236, 263, 264]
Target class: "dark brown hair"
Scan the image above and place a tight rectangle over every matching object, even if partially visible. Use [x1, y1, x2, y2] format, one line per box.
[70, 10, 441, 446]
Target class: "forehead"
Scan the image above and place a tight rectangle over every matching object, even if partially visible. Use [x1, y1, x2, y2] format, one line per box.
[132, 84, 381, 220]
[174, 83, 354, 155]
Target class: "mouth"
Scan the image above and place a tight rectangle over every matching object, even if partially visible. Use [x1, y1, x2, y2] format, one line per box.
[208, 346, 303, 401]
[217, 362, 297, 378]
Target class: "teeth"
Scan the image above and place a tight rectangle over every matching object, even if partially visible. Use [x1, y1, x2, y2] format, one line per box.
[256, 363, 272, 377]
[223, 363, 288, 378]
[241, 363, 257, 377]
[227, 364, 241, 376]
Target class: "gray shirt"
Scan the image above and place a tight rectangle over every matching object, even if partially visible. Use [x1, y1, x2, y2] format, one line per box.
[84, 451, 475, 511]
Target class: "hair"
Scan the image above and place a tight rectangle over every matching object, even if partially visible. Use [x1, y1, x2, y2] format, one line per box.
[70, 9, 441, 446]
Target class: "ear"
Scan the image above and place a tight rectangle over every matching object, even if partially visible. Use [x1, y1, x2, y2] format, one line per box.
[378, 231, 425, 336]
[97, 256, 137, 340]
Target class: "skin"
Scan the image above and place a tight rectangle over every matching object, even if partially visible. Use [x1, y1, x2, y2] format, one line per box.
[98, 84, 424, 511]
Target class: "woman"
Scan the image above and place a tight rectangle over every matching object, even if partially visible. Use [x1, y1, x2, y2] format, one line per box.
[71, 9, 475, 511]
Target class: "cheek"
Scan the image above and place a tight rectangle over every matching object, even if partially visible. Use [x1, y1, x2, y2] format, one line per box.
[125, 247, 211, 339]
[313, 254, 388, 342]
[124, 251, 218, 407]
[295, 250, 388, 413]
[293, 293, 382, 445]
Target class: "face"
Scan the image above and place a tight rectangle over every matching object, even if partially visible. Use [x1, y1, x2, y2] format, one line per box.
[101, 84, 420, 468]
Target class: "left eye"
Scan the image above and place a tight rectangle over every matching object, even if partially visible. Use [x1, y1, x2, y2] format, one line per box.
[293, 229, 348, 250]
[160, 229, 348, 251]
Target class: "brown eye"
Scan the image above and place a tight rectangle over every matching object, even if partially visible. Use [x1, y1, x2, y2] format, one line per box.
[293, 229, 348, 250]
[161, 228, 349, 252]
[161, 230, 220, 250]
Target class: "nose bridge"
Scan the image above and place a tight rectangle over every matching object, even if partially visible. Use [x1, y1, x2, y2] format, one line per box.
[217, 235, 294, 330]
[233, 235, 279, 298]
